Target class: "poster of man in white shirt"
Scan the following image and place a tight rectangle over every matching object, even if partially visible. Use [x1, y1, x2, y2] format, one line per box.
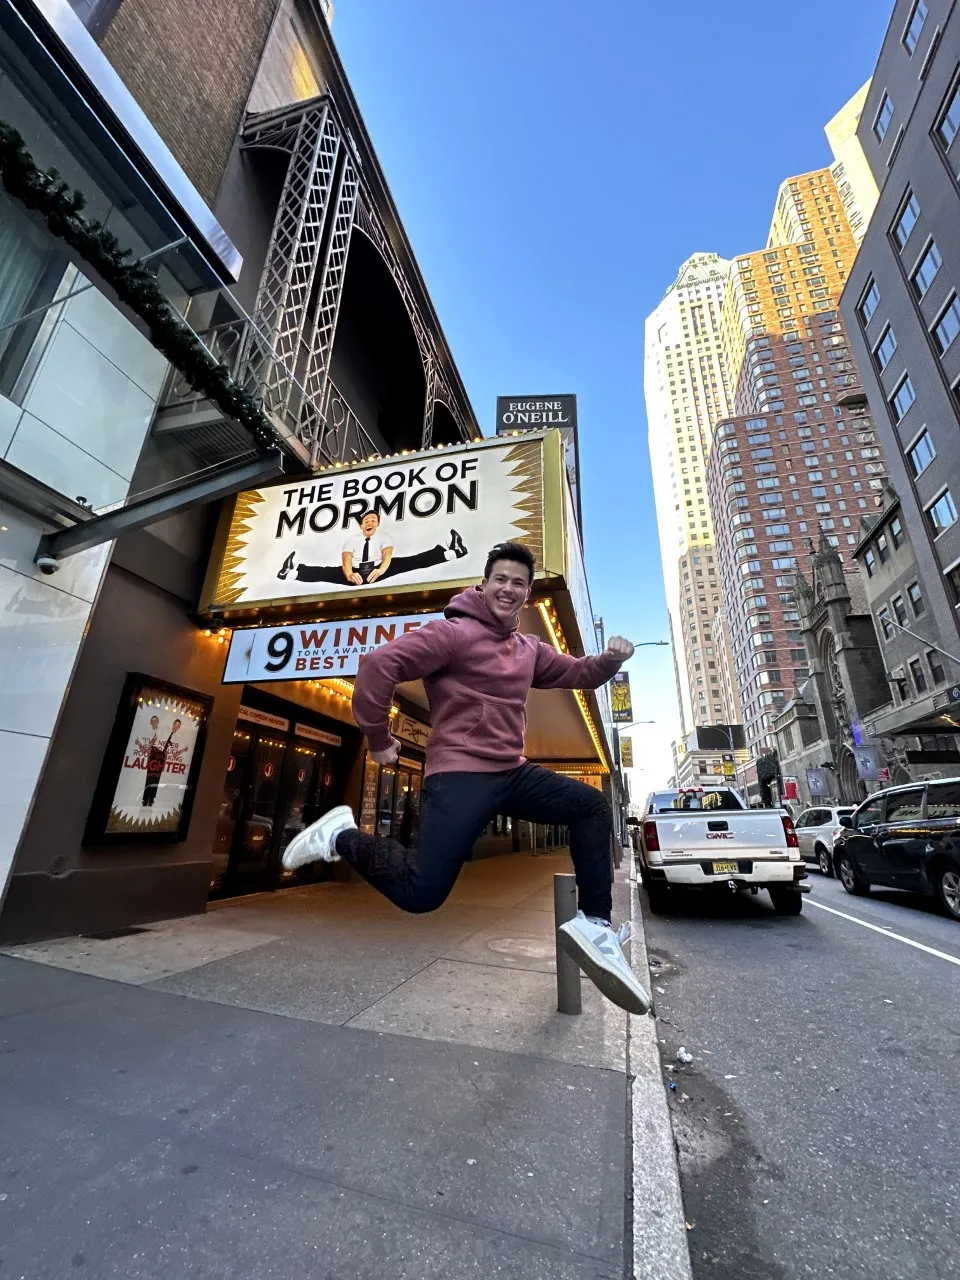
[278, 510, 467, 587]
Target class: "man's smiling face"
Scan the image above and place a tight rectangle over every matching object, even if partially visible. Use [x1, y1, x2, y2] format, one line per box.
[481, 558, 532, 624]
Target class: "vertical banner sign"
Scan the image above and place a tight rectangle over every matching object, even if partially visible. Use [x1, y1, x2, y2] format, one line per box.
[853, 746, 879, 781]
[806, 767, 826, 797]
[610, 671, 633, 724]
[620, 737, 634, 768]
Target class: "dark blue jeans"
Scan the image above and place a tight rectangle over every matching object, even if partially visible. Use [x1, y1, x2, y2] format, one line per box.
[336, 764, 614, 921]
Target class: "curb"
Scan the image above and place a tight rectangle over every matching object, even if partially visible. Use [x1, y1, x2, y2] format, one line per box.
[627, 861, 693, 1280]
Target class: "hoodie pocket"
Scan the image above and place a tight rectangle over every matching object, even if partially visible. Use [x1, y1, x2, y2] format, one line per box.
[463, 698, 525, 759]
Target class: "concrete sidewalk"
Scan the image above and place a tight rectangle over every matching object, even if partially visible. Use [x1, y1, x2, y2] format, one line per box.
[0, 852, 690, 1279]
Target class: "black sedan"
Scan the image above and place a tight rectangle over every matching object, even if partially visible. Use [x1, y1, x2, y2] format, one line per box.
[832, 779, 960, 920]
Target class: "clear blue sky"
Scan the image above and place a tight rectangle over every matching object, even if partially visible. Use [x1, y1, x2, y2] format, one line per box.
[332, 0, 893, 790]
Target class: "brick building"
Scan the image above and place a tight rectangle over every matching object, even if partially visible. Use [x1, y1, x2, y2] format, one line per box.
[705, 167, 887, 756]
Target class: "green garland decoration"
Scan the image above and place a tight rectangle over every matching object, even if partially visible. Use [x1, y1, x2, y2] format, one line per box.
[0, 120, 280, 453]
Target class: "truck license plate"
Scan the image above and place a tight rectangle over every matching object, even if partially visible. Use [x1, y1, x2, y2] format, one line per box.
[712, 860, 739, 874]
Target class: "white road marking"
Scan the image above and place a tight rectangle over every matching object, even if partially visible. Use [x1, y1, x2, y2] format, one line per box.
[806, 898, 960, 967]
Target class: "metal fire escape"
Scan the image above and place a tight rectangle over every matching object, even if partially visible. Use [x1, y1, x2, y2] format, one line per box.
[155, 95, 469, 471]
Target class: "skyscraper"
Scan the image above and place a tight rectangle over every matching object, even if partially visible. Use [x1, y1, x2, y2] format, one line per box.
[824, 82, 879, 247]
[707, 168, 885, 755]
[645, 253, 740, 732]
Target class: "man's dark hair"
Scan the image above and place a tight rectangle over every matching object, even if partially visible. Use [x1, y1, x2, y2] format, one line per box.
[360, 510, 380, 523]
[484, 541, 535, 584]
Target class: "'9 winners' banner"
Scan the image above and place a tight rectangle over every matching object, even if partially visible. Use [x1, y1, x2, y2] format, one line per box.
[206, 438, 546, 610]
[611, 671, 633, 724]
[620, 737, 634, 768]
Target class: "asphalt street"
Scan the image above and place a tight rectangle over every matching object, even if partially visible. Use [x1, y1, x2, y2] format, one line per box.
[641, 868, 960, 1280]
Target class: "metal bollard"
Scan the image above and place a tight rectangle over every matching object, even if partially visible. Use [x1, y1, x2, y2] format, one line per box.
[553, 872, 582, 1015]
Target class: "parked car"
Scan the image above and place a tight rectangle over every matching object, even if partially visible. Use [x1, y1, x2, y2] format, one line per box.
[794, 805, 856, 877]
[832, 778, 960, 920]
[637, 786, 808, 915]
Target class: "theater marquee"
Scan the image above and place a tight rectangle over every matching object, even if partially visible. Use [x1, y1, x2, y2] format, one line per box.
[203, 433, 568, 615]
[223, 612, 445, 683]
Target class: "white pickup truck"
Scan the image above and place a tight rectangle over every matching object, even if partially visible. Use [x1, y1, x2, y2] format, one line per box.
[637, 786, 809, 915]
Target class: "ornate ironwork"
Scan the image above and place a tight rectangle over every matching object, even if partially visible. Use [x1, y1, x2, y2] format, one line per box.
[245, 102, 342, 425]
[318, 379, 381, 465]
[298, 155, 360, 461]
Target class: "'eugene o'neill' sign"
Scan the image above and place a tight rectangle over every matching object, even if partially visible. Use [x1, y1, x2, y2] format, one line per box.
[495, 395, 577, 433]
[495, 395, 582, 532]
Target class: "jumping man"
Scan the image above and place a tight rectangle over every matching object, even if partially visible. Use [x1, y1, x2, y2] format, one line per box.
[283, 540, 651, 1015]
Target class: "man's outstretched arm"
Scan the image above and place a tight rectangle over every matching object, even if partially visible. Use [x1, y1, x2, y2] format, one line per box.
[353, 621, 458, 759]
[533, 636, 634, 690]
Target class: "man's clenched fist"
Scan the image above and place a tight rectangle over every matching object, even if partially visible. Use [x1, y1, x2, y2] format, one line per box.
[605, 636, 634, 662]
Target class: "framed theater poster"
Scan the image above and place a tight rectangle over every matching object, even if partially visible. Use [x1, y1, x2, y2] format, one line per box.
[84, 674, 213, 844]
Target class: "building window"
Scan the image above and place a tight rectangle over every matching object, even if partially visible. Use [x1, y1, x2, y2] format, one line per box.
[937, 81, 960, 149]
[934, 294, 960, 352]
[912, 241, 943, 298]
[874, 325, 898, 371]
[907, 581, 926, 616]
[927, 490, 959, 535]
[928, 649, 946, 684]
[907, 429, 936, 476]
[878, 606, 893, 638]
[890, 515, 905, 548]
[893, 594, 908, 625]
[877, 532, 890, 564]
[874, 93, 894, 142]
[909, 657, 928, 693]
[903, 0, 928, 53]
[890, 375, 916, 422]
[893, 669, 909, 700]
[893, 192, 920, 247]
[946, 562, 960, 605]
[858, 279, 880, 325]
[864, 548, 876, 577]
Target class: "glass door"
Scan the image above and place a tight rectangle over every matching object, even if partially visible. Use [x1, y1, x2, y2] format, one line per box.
[392, 758, 423, 844]
[276, 741, 318, 880]
[211, 727, 254, 893]
[231, 733, 288, 883]
[376, 766, 397, 837]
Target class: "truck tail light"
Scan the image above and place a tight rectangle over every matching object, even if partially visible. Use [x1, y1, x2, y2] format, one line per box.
[782, 815, 799, 849]
[643, 820, 660, 852]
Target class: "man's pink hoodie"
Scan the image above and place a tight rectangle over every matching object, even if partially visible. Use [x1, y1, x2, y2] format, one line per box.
[353, 586, 623, 776]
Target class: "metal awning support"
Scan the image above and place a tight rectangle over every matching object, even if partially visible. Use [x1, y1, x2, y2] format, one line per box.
[35, 451, 284, 562]
[0, 458, 92, 529]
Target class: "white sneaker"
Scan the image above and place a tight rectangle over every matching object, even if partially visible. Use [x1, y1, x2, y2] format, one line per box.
[556, 912, 652, 1016]
[282, 805, 356, 870]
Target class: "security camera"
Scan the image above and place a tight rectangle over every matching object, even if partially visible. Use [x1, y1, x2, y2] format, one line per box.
[35, 555, 61, 575]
